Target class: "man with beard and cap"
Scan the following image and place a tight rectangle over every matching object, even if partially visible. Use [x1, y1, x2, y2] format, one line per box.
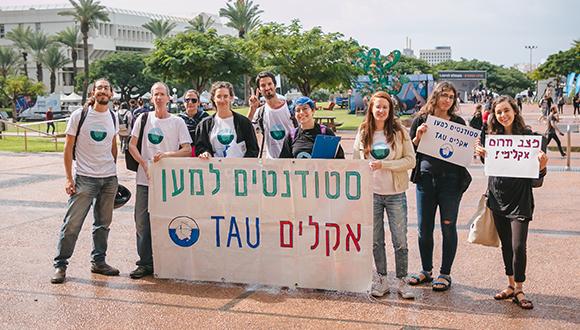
[51, 78, 120, 284]
[247, 71, 297, 158]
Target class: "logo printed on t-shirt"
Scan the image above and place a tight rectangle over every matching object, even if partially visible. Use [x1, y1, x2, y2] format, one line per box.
[269, 124, 286, 140]
[89, 124, 108, 142]
[148, 127, 164, 145]
[370, 142, 390, 160]
[217, 128, 235, 145]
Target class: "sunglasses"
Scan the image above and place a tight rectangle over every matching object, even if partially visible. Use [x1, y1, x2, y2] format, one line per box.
[184, 98, 198, 103]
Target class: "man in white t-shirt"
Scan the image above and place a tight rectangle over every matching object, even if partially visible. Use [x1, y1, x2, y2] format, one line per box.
[128, 82, 192, 279]
[51, 78, 120, 284]
[248, 71, 296, 158]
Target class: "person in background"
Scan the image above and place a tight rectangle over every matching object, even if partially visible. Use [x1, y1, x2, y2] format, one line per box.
[475, 95, 548, 310]
[573, 92, 580, 119]
[469, 104, 484, 131]
[46, 107, 55, 135]
[545, 105, 566, 157]
[178, 89, 209, 157]
[353, 91, 415, 298]
[117, 102, 132, 153]
[557, 95, 565, 114]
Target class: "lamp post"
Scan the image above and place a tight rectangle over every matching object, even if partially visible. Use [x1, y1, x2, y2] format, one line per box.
[524, 45, 537, 73]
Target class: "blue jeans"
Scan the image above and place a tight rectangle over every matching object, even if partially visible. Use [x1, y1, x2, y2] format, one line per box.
[373, 192, 408, 279]
[54, 175, 118, 268]
[135, 185, 153, 268]
[416, 172, 462, 275]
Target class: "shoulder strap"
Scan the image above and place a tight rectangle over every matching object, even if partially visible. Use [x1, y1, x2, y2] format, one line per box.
[72, 107, 88, 161]
[290, 127, 298, 144]
[137, 112, 148, 152]
[109, 109, 116, 129]
[257, 105, 266, 158]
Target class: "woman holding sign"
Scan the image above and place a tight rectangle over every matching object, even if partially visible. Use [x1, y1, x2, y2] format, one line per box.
[408, 81, 471, 291]
[475, 96, 548, 310]
[353, 91, 416, 298]
[195, 81, 259, 158]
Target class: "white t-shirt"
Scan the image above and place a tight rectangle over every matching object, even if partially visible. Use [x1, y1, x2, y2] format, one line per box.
[253, 103, 294, 158]
[210, 116, 245, 158]
[65, 107, 118, 178]
[369, 131, 400, 195]
[132, 113, 192, 186]
[117, 109, 133, 136]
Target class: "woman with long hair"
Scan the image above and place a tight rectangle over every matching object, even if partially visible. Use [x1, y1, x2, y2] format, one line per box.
[475, 96, 547, 310]
[408, 81, 472, 291]
[195, 81, 258, 158]
[353, 91, 416, 298]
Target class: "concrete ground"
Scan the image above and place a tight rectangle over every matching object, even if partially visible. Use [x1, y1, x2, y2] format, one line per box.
[0, 103, 579, 329]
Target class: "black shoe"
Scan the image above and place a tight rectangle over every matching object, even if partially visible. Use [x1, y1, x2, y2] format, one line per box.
[51, 267, 66, 284]
[130, 265, 153, 279]
[91, 263, 120, 276]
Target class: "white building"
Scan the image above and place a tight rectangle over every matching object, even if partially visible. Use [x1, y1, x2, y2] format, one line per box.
[0, 3, 236, 94]
[419, 46, 452, 66]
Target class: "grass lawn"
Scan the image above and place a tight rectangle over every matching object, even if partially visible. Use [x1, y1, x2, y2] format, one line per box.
[3, 120, 68, 134]
[0, 135, 63, 152]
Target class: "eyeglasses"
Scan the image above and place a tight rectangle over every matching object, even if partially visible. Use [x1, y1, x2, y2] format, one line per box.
[439, 93, 455, 100]
[184, 98, 198, 103]
[95, 85, 111, 91]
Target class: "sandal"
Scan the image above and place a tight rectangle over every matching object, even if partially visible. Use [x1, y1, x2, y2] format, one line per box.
[494, 285, 515, 300]
[513, 290, 534, 309]
[432, 274, 452, 292]
[408, 270, 432, 286]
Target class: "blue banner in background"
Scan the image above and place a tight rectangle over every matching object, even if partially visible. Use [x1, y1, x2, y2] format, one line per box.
[576, 74, 580, 96]
[565, 72, 576, 97]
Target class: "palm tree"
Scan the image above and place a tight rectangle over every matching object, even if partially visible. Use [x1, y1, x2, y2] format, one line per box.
[5, 25, 33, 77]
[219, 0, 263, 38]
[59, 0, 110, 103]
[186, 14, 215, 33]
[41, 46, 71, 93]
[142, 19, 177, 40]
[0, 47, 21, 79]
[55, 26, 80, 86]
[27, 31, 52, 83]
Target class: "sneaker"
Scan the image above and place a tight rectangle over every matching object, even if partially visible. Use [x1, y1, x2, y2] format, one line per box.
[91, 263, 120, 276]
[130, 265, 153, 279]
[397, 278, 416, 299]
[51, 267, 66, 284]
[371, 273, 389, 297]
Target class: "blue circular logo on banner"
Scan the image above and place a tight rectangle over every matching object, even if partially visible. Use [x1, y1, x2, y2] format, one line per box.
[439, 143, 454, 159]
[168, 216, 200, 247]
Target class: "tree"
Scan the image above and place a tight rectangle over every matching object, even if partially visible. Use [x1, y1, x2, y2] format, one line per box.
[0, 75, 45, 122]
[41, 46, 71, 93]
[55, 26, 81, 86]
[434, 58, 533, 96]
[5, 25, 33, 77]
[27, 31, 52, 83]
[250, 21, 362, 96]
[0, 47, 21, 79]
[88, 52, 157, 102]
[142, 19, 176, 40]
[534, 40, 580, 80]
[59, 0, 110, 104]
[219, 0, 263, 38]
[145, 30, 252, 92]
[186, 14, 215, 33]
[392, 56, 433, 75]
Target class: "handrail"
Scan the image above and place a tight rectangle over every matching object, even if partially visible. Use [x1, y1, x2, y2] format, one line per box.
[0, 119, 60, 151]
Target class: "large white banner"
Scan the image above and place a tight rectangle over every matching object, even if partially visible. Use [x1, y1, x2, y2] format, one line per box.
[149, 158, 373, 293]
[417, 115, 480, 167]
[484, 135, 542, 178]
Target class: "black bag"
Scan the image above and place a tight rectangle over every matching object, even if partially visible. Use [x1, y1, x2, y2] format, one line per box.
[125, 112, 148, 172]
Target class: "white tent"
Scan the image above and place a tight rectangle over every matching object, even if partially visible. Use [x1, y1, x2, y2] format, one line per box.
[61, 92, 82, 103]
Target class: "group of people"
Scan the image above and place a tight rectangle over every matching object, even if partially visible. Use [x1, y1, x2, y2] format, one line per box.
[50, 74, 548, 310]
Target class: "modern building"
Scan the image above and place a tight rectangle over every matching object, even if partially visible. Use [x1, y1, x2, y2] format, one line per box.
[0, 3, 236, 94]
[419, 46, 452, 65]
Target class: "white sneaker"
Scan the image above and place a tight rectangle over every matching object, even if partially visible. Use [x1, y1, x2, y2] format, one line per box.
[371, 273, 389, 297]
[397, 278, 416, 299]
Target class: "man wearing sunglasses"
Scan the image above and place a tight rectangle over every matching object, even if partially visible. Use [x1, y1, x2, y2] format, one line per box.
[178, 89, 209, 156]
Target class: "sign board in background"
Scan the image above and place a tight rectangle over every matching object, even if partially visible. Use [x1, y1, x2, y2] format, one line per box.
[484, 135, 542, 178]
[417, 115, 480, 167]
[149, 158, 373, 293]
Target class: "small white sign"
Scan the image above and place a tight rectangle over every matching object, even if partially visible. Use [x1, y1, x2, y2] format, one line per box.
[417, 115, 480, 167]
[484, 135, 542, 178]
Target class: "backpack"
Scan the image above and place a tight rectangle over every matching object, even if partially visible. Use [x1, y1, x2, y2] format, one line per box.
[255, 103, 298, 158]
[125, 112, 149, 172]
[72, 107, 116, 161]
[118, 109, 129, 130]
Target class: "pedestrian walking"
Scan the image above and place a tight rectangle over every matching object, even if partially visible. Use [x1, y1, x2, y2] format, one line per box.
[46, 107, 55, 135]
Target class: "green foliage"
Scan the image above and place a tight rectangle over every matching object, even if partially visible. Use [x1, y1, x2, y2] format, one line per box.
[5, 25, 33, 77]
[27, 31, 53, 82]
[41, 46, 71, 93]
[142, 19, 177, 40]
[534, 40, 580, 79]
[0, 75, 45, 117]
[0, 47, 21, 78]
[433, 58, 533, 96]
[88, 52, 157, 102]
[249, 20, 362, 96]
[55, 26, 81, 85]
[145, 30, 253, 92]
[310, 89, 331, 102]
[219, 0, 263, 38]
[186, 14, 215, 33]
[392, 56, 433, 75]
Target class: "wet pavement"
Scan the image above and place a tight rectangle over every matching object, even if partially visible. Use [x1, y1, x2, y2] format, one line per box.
[0, 103, 579, 329]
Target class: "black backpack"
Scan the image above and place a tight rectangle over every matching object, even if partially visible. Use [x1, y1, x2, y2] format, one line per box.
[72, 107, 116, 161]
[125, 112, 148, 172]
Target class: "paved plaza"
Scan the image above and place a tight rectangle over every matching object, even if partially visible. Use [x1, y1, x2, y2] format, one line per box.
[0, 104, 579, 329]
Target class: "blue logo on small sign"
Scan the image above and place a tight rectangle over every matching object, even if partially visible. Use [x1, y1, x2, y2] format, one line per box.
[168, 216, 200, 247]
[439, 143, 454, 159]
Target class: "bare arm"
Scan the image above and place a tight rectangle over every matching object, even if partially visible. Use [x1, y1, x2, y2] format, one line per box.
[63, 134, 76, 196]
[152, 143, 191, 162]
[111, 135, 118, 162]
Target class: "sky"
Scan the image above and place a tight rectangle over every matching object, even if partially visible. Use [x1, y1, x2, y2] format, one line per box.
[2, 0, 578, 67]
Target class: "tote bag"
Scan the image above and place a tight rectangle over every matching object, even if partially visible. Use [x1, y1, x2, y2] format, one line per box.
[467, 194, 500, 247]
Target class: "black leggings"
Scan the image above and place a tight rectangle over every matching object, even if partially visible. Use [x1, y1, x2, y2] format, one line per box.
[492, 212, 529, 282]
[546, 132, 565, 156]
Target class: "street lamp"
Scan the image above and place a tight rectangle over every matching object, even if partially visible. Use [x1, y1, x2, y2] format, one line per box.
[524, 45, 537, 73]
